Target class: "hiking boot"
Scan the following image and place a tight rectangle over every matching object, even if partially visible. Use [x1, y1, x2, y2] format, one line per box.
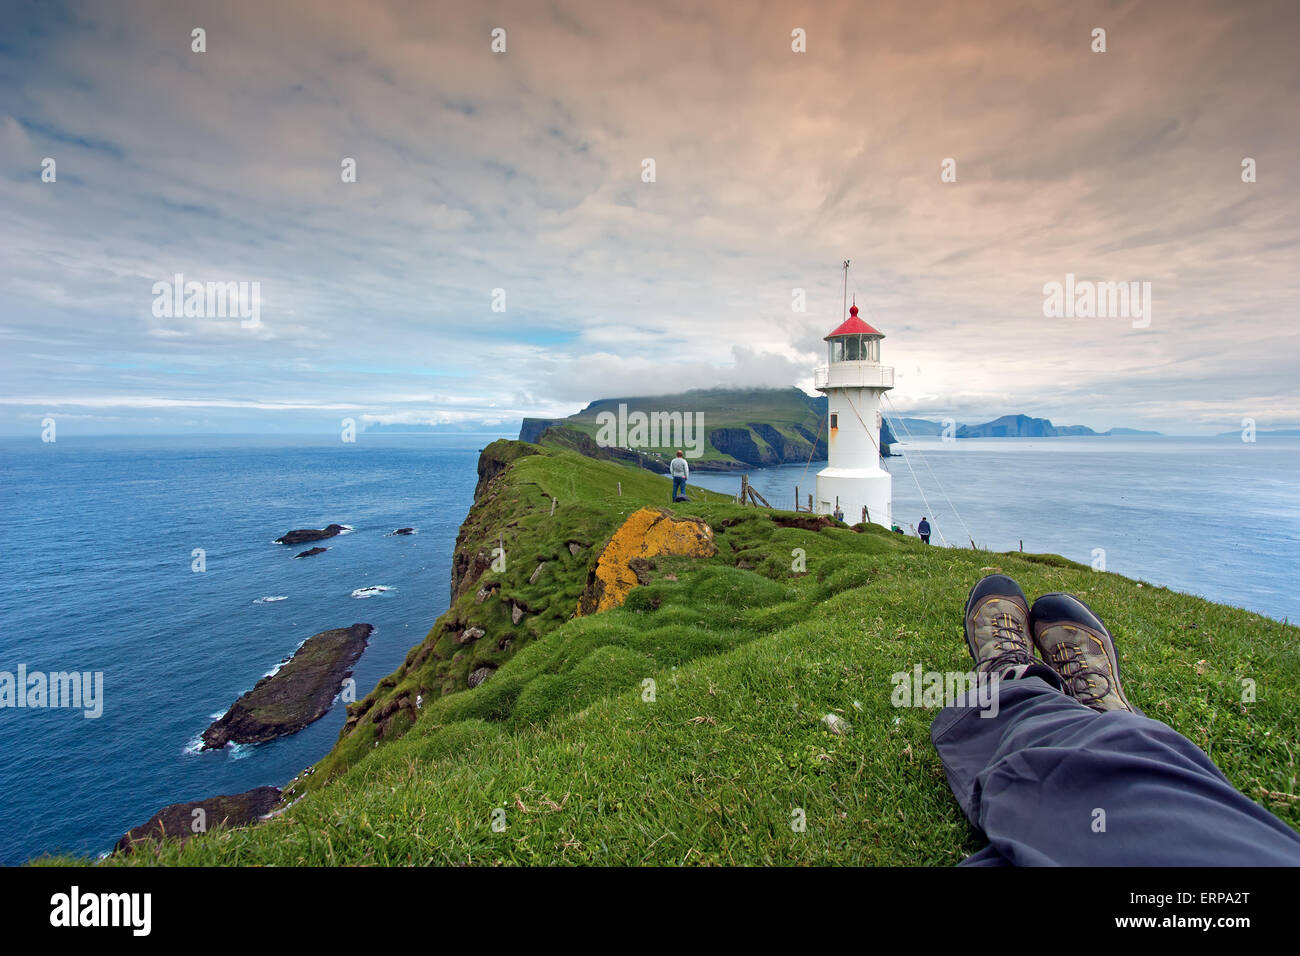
[964, 575, 1035, 676]
[1030, 593, 1140, 714]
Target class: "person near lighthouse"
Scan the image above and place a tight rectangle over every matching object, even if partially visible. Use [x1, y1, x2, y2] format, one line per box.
[918, 517, 931, 544]
[668, 450, 689, 501]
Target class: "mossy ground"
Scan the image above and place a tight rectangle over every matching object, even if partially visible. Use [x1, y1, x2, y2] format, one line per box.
[42, 440, 1300, 865]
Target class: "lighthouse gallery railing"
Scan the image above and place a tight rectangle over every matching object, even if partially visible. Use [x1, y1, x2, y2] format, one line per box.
[815, 364, 895, 389]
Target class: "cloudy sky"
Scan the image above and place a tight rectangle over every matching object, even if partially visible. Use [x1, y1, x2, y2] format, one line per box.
[1, 0, 1297, 436]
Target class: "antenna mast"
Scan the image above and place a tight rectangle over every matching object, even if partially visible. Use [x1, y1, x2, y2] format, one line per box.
[842, 259, 850, 321]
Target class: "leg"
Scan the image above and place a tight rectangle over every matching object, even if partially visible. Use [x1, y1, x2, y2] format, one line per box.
[936, 575, 1300, 866]
[932, 675, 1300, 865]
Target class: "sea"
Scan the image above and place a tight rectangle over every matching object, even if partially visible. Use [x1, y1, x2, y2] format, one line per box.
[692, 436, 1300, 625]
[1, 432, 1296, 865]
[0, 433, 511, 866]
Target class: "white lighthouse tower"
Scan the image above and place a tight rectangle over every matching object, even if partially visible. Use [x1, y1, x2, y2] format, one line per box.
[814, 297, 894, 527]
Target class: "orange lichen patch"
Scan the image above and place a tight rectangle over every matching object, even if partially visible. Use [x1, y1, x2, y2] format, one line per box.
[575, 507, 716, 616]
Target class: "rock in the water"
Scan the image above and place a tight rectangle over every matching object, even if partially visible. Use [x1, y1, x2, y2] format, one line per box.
[295, 546, 329, 559]
[392, 527, 415, 535]
[576, 508, 716, 616]
[201, 623, 372, 749]
[276, 523, 348, 545]
[115, 786, 281, 854]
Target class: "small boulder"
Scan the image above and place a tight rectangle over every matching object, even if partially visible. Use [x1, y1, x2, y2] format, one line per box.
[295, 547, 328, 559]
[468, 666, 494, 689]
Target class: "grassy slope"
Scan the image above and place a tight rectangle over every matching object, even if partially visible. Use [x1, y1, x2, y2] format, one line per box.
[59, 439, 1300, 866]
[555, 387, 826, 465]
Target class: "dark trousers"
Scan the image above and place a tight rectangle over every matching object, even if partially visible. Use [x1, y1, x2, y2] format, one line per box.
[670, 476, 686, 500]
[920, 533, 930, 544]
[931, 668, 1300, 865]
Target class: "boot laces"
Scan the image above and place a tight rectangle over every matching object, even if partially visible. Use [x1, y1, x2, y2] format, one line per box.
[1048, 642, 1112, 704]
[978, 613, 1032, 674]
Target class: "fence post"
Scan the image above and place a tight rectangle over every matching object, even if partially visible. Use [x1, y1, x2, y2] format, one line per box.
[551, 497, 557, 516]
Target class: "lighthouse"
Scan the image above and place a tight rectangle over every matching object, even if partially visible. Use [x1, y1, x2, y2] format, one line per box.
[814, 298, 894, 527]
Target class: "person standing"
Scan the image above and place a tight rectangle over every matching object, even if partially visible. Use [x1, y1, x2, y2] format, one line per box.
[669, 450, 689, 501]
[918, 516, 931, 544]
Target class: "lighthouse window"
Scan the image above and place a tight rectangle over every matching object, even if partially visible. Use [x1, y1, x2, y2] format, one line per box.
[830, 413, 839, 429]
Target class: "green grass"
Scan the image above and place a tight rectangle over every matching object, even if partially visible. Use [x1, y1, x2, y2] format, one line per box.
[552, 386, 827, 465]
[38, 439, 1300, 865]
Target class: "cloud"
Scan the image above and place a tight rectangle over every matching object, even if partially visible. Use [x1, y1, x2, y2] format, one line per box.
[1, 0, 1297, 434]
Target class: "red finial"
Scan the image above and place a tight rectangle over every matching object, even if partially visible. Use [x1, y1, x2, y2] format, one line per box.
[849, 302, 859, 317]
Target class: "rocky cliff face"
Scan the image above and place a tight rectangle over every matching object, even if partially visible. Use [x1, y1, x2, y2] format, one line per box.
[519, 417, 563, 443]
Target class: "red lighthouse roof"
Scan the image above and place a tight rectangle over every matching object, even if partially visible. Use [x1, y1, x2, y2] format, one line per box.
[825, 303, 883, 339]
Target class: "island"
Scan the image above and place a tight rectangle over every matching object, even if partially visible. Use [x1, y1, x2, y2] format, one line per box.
[275, 523, 348, 545]
[201, 623, 372, 749]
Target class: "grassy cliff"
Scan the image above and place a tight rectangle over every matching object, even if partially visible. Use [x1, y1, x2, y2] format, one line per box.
[522, 386, 831, 469]
[63, 437, 1300, 865]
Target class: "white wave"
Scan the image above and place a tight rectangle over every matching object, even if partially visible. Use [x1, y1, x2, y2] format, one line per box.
[228, 743, 254, 760]
[254, 595, 288, 604]
[350, 585, 396, 599]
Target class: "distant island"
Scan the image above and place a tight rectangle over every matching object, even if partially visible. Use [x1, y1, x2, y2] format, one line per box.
[886, 414, 1161, 439]
[516, 388, 1163, 473]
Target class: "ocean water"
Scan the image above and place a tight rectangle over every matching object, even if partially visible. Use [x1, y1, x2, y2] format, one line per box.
[0, 433, 511, 865]
[692, 436, 1300, 624]
[1, 433, 1296, 865]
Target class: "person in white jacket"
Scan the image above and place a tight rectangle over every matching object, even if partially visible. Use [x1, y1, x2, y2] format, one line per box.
[668, 450, 689, 501]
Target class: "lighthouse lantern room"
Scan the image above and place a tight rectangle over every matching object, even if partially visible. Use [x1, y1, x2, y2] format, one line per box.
[814, 298, 894, 527]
